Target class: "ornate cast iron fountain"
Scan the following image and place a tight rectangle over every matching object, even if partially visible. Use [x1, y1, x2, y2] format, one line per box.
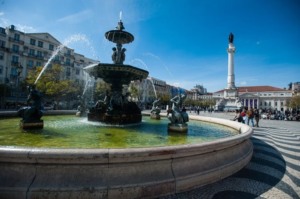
[84, 20, 149, 124]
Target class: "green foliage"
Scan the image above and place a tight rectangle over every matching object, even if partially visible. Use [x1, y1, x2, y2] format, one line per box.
[183, 98, 216, 108]
[288, 95, 300, 109]
[159, 94, 171, 105]
[25, 64, 80, 102]
[94, 80, 111, 98]
[128, 83, 139, 99]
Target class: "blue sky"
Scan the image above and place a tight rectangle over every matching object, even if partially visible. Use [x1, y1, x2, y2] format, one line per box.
[1, 0, 299, 92]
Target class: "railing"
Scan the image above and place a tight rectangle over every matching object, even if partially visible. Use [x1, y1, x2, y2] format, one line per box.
[8, 37, 24, 45]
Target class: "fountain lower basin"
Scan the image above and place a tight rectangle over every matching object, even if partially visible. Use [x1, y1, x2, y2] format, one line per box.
[0, 113, 253, 199]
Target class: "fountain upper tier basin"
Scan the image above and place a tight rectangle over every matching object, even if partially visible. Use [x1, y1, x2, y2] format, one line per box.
[105, 30, 134, 44]
[84, 63, 149, 90]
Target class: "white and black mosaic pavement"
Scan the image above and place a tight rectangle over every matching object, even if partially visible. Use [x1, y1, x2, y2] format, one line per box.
[160, 112, 300, 199]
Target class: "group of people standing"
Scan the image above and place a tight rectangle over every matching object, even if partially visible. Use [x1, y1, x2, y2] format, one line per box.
[233, 107, 260, 127]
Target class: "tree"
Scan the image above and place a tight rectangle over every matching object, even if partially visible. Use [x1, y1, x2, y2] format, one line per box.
[128, 82, 139, 101]
[25, 64, 81, 109]
[159, 93, 171, 106]
[94, 79, 111, 99]
[287, 95, 300, 110]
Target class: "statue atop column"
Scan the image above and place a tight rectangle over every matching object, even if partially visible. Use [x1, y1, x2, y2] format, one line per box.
[228, 32, 234, 44]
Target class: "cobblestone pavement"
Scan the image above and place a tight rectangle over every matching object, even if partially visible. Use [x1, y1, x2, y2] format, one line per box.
[159, 112, 300, 199]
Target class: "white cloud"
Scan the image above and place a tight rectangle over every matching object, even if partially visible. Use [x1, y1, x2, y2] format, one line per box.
[57, 9, 92, 24]
[15, 24, 36, 33]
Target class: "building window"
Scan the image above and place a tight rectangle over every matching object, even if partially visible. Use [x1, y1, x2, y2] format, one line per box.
[66, 67, 71, 77]
[38, 41, 43, 48]
[30, 38, 36, 45]
[12, 55, 19, 63]
[0, 52, 4, 60]
[14, 34, 20, 41]
[0, 65, 3, 74]
[27, 60, 34, 68]
[269, 101, 271, 106]
[264, 102, 267, 106]
[275, 101, 277, 106]
[281, 101, 284, 106]
[36, 61, 42, 66]
[12, 44, 19, 53]
[29, 49, 35, 56]
[54, 55, 59, 61]
[76, 68, 80, 75]
[49, 44, 54, 51]
[0, 40, 5, 47]
[0, 27, 5, 34]
[37, 51, 42, 57]
[66, 58, 71, 66]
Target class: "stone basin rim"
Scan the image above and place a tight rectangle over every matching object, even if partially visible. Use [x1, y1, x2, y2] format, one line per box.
[0, 113, 253, 198]
[0, 114, 253, 163]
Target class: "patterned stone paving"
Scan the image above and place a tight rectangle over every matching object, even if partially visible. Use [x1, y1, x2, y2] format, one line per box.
[159, 112, 300, 199]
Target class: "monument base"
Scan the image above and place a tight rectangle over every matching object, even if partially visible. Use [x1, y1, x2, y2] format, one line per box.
[150, 113, 161, 120]
[20, 120, 44, 130]
[168, 123, 188, 133]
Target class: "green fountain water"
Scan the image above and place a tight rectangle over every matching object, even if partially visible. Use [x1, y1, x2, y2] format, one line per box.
[0, 115, 237, 148]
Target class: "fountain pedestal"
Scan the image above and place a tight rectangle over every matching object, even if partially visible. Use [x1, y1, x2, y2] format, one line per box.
[87, 101, 142, 125]
[150, 113, 161, 120]
[168, 123, 188, 132]
[20, 120, 44, 129]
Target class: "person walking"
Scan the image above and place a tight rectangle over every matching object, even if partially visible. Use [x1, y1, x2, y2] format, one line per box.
[247, 107, 255, 127]
[240, 108, 246, 124]
[254, 108, 260, 127]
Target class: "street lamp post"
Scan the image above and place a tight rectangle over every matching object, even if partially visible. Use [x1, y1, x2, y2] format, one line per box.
[16, 64, 23, 107]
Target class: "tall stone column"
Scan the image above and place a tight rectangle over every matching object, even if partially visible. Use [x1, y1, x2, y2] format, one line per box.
[227, 34, 236, 89]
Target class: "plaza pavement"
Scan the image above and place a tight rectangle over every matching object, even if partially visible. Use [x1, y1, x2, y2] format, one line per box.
[160, 111, 300, 199]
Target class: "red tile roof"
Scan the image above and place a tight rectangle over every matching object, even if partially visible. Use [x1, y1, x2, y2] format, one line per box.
[214, 86, 291, 93]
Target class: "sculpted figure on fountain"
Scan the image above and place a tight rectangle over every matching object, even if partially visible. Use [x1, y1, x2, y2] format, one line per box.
[18, 85, 44, 129]
[167, 94, 189, 125]
[150, 98, 161, 119]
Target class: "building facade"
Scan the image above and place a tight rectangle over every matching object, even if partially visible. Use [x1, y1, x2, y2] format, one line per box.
[0, 25, 97, 107]
[213, 86, 292, 111]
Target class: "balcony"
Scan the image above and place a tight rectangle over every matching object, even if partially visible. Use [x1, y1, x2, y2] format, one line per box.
[11, 61, 20, 66]
[11, 49, 19, 54]
[0, 46, 9, 52]
[8, 37, 24, 45]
